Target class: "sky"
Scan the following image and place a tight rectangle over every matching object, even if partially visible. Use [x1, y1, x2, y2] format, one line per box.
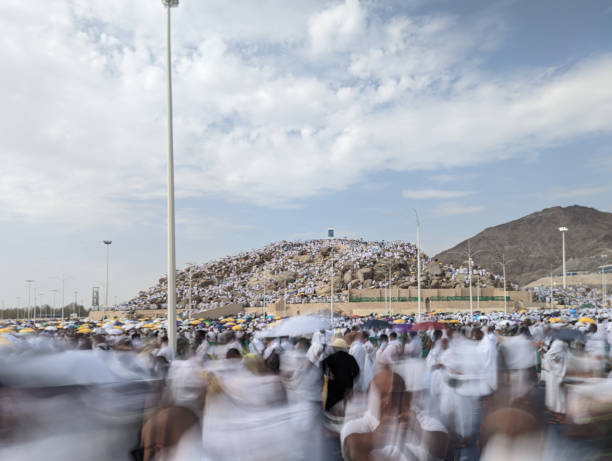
[1, 0, 611, 308]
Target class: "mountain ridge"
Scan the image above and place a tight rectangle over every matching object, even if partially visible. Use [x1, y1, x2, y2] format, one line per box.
[434, 205, 612, 286]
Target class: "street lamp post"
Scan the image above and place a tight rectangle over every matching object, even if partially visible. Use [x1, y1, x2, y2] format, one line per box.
[331, 256, 334, 324]
[495, 254, 514, 315]
[559, 227, 568, 289]
[52, 275, 72, 322]
[414, 209, 421, 322]
[388, 265, 392, 315]
[162, 0, 179, 355]
[448, 241, 485, 321]
[74, 291, 78, 317]
[103, 240, 112, 321]
[25, 280, 34, 321]
[51, 289, 58, 318]
[185, 262, 196, 320]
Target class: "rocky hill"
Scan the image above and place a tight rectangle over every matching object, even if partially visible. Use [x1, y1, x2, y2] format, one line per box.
[435, 205, 612, 287]
[126, 239, 501, 311]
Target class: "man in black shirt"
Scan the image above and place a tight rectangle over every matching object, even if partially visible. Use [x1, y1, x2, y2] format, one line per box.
[322, 338, 360, 411]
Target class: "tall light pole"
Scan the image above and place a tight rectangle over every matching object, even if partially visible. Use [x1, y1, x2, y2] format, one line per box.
[185, 262, 195, 319]
[448, 241, 485, 321]
[330, 255, 334, 324]
[413, 209, 421, 322]
[51, 289, 58, 318]
[162, 0, 179, 355]
[103, 240, 112, 321]
[52, 275, 72, 322]
[495, 254, 514, 315]
[74, 291, 78, 317]
[558, 227, 568, 289]
[25, 280, 34, 321]
[388, 264, 392, 315]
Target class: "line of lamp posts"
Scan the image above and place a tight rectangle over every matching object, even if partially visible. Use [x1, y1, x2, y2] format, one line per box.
[9, 239, 113, 322]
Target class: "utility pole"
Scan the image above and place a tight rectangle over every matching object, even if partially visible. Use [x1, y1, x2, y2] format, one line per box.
[330, 252, 334, 324]
[414, 209, 421, 322]
[559, 227, 568, 289]
[25, 280, 34, 321]
[162, 0, 179, 355]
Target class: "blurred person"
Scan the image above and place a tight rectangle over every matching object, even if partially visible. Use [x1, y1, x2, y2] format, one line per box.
[349, 332, 368, 393]
[501, 326, 538, 401]
[322, 338, 360, 413]
[542, 337, 569, 419]
[403, 331, 422, 359]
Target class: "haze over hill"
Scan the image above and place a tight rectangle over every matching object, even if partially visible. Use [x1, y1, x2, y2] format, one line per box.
[435, 205, 612, 287]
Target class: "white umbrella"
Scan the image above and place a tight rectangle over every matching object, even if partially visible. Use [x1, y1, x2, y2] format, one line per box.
[44, 326, 57, 331]
[269, 315, 330, 337]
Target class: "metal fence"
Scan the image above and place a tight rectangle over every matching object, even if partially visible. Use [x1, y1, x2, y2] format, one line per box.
[350, 296, 510, 303]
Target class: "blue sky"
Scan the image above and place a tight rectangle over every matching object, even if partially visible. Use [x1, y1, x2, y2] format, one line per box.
[1, 0, 611, 308]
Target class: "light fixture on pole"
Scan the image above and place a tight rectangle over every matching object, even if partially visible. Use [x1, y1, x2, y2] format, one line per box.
[51, 275, 72, 321]
[447, 241, 485, 321]
[185, 262, 196, 319]
[495, 254, 514, 315]
[413, 209, 421, 322]
[558, 227, 568, 289]
[388, 264, 392, 315]
[330, 253, 334, 324]
[162, 0, 179, 355]
[51, 289, 58, 318]
[25, 280, 34, 321]
[103, 240, 112, 321]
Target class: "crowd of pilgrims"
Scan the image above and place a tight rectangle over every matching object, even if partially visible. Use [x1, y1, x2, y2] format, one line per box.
[120, 239, 499, 312]
[2, 309, 612, 461]
[532, 283, 611, 308]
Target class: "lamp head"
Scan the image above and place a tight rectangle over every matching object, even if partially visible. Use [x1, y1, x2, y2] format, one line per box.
[103, 240, 112, 245]
[162, 0, 179, 7]
[558, 227, 568, 232]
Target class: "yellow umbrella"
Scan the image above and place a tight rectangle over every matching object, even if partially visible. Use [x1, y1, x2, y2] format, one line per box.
[236, 319, 246, 324]
[0, 327, 15, 333]
[221, 318, 235, 323]
[579, 317, 596, 324]
[394, 319, 405, 324]
[142, 323, 155, 329]
[549, 317, 562, 323]
[77, 328, 92, 334]
[19, 327, 36, 334]
[38, 326, 46, 330]
[232, 325, 244, 331]
[449, 319, 461, 324]
[274, 316, 281, 320]
[190, 320, 200, 325]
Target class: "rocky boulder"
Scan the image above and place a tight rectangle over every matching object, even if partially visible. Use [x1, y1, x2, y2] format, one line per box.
[357, 267, 373, 283]
[427, 261, 443, 276]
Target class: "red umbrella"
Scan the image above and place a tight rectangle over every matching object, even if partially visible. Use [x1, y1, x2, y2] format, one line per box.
[412, 321, 447, 331]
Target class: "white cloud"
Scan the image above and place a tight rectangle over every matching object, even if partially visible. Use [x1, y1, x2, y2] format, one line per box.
[308, 0, 365, 55]
[402, 189, 471, 199]
[435, 204, 485, 216]
[551, 186, 608, 199]
[2, 1, 612, 228]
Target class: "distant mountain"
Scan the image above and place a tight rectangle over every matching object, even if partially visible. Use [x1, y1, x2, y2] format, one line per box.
[435, 205, 612, 286]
